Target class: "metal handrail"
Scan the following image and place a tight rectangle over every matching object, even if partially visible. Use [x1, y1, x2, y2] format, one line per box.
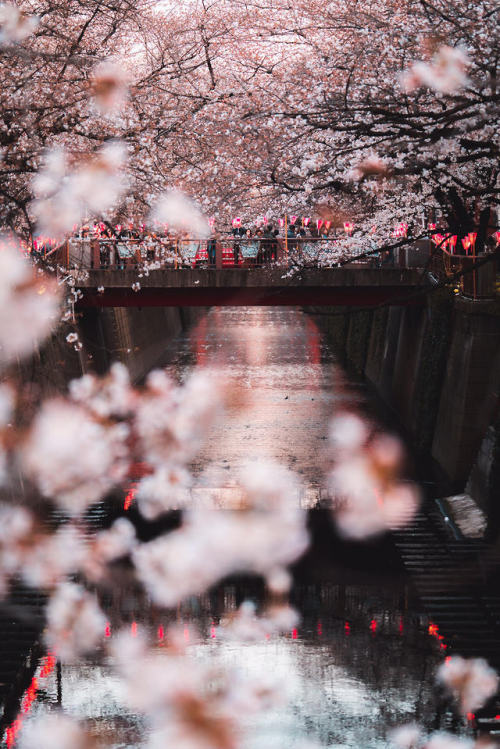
[37, 236, 437, 273]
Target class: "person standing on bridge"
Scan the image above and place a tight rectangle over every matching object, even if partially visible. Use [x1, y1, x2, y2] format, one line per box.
[207, 232, 217, 268]
[232, 223, 246, 267]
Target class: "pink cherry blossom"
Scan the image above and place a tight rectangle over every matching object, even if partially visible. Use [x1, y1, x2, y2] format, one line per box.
[45, 582, 106, 661]
[436, 656, 499, 714]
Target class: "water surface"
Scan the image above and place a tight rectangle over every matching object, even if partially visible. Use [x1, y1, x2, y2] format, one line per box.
[2, 307, 467, 748]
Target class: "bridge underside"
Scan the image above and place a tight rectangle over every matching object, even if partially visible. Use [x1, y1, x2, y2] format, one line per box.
[74, 268, 426, 308]
[77, 285, 423, 307]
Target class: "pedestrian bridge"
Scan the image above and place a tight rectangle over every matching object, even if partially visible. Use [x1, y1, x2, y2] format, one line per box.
[74, 267, 426, 307]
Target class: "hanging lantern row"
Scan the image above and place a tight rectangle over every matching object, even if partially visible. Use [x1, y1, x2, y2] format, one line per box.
[33, 235, 58, 251]
[393, 222, 408, 238]
[231, 216, 353, 233]
[228, 218, 499, 247]
[431, 231, 478, 254]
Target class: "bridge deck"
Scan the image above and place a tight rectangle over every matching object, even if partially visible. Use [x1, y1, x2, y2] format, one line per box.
[75, 267, 427, 307]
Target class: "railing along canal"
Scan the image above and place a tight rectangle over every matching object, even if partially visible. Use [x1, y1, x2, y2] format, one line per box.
[39, 236, 497, 300]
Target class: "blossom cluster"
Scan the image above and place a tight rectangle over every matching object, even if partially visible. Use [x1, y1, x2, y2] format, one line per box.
[328, 412, 421, 539]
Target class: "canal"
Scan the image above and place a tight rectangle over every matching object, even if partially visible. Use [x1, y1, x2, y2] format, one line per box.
[2, 306, 472, 748]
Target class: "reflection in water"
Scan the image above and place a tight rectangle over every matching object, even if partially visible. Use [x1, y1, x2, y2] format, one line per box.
[167, 307, 341, 504]
[2, 307, 468, 748]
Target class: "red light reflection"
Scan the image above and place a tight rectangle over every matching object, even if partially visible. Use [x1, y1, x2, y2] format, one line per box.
[123, 486, 135, 511]
[428, 621, 447, 650]
[3, 652, 56, 747]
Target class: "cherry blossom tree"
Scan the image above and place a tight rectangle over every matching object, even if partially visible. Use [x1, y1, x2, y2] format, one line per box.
[0, 4, 498, 742]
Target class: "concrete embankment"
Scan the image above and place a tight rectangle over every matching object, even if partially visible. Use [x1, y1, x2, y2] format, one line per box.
[16, 305, 205, 396]
[306, 293, 500, 536]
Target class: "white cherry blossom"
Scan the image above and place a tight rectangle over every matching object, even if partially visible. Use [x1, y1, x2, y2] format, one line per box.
[45, 582, 106, 661]
[0, 243, 60, 364]
[21, 399, 129, 515]
[436, 656, 499, 714]
[18, 713, 92, 749]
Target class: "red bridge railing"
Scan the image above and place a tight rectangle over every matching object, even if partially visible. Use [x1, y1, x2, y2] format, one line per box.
[37, 237, 497, 300]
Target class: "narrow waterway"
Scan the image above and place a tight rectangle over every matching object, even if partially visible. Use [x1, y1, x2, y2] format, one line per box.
[2, 306, 471, 748]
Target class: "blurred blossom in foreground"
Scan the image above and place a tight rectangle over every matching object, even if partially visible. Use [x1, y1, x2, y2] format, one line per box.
[0, 382, 13, 485]
[134, 461, 308, 606]
[389, 726, 495, 749]
[69, 361, 134, 419]
[21, 524, 86, 589]
[0, 242, 60, 364]
[136, 464, 192, 518]
[0, 503, 34, 596]
[218, 601, 300, 642]
[151, 190, 211, 238]
[425, 735, 474, 749]
[32, 141, 127, 238]
[389, 723, 422, 748]
[83, 517, 137, 582]
[402, 45, 469, 94]
[134, 368, 221, 466]
[350, 155, 390, 181]
[328, 412, 420, 539]
[90, 59, 128, 113]
[111, 630, 284, 749]
[436, 656, 499, 714]
[21, 398, 129, 515]
[18, 713, 92, 749]
[0, 3, 38, 44]
[45, 582, 106, 661]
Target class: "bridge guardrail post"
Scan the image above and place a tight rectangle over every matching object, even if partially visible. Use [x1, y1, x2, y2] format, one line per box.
[215, 240, 223, 270]
[91, 239, 100, 270]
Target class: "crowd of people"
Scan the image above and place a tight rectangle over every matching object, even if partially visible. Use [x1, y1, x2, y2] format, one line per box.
[62, 218, 349, 269]
[38, 216, 479, 270]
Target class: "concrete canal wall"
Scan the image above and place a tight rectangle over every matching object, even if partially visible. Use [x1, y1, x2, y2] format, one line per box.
[77, 305, 203, 383]
[307, 294, 500, 533]
[17, 305, 205, 397]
